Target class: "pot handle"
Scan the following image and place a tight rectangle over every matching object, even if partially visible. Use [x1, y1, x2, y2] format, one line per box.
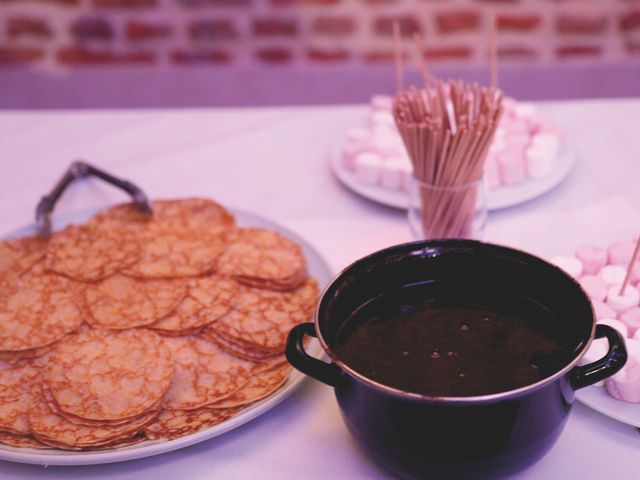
[570, 324, 628, 390]
[285, 322, 342, 387]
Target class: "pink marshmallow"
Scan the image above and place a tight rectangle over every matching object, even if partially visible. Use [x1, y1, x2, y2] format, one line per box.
[341, 141, 366, 170]
[503, 121, 530, 137]
[608, 239, 636, 266]
[591, 300, 616, 320]
[497, 148, 526, 185]
[606, 356, 640, 403]
[598, 318, 629, 338]
[504, 133, 530, 149]
[575, 244, 608, 275]
[534, 118, 564, 138]
[579, 275, 607, 302]
[621, 307, 640, 337]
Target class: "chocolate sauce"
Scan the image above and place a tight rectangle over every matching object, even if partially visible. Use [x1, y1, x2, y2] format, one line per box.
[334, 281, 569, 397]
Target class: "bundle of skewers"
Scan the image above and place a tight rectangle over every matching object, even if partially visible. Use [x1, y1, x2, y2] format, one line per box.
[392, 20, 503, 239]
[393, 81, 504, 238]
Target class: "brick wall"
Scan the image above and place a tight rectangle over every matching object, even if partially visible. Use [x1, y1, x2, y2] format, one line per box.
[0, 0, 638, 70]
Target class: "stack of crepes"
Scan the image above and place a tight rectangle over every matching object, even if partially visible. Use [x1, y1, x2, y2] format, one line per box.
[0, 198, 318, 449]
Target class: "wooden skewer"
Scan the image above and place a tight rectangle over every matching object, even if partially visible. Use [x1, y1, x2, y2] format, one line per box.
[393, 21, 404, 93]
[489, 15, 498, 90]
[413, 32, 431, 92]
[620, 236, 640, 295]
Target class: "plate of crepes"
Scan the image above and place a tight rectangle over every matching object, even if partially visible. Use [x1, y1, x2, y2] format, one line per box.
[547, 236, 640, 426]
[330, 94, 574, 211]
[0, 198, 332, 465]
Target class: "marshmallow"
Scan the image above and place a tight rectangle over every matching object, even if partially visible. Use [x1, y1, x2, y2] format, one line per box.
[535, 118, 564, 138]
[380, 158, 405, 190]
[353, 152, 383, 185]
[606, 284, 639, 314]
[550, 255, 583, 278]
[525, 145, 554, 178]
[368, 111, 396, 130]
[598, 318, 629, 339]
[600, 265, 627, 286]
[346, 127, 371, 144]
[622, 307, 640, 337]
[514, 102, 538, 118]
[371, 135, 403, 158]
[591, 300, 616, 320]
[502, 96, 518, 112]
[488, 137, 506, 155]
[503, 121, 530, 136]
[341, 141, 368, 170]
[497, 148, 527, 185]
[575, 244, 608, 275]
[505, 132, 530, 149]
[606, 356, 640, 403]
[371, 95, 393, 111]
[608, 239, 636, 266]
[531, 133, 560, 152]
[579, 275, 607, 302]
[626, 338, 640, 358]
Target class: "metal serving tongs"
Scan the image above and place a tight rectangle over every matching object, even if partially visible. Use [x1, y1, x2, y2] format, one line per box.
[35, 161, 153, 238]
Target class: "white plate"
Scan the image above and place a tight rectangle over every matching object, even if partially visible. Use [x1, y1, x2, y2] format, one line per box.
[576, 386, 640, 428]
[329, 145, 576, 211]
[0, 207, 334, 466]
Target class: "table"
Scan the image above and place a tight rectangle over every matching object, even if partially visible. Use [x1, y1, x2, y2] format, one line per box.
[0, 98, 639, 479]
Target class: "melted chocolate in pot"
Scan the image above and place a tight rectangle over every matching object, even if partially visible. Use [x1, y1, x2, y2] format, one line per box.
[334, 281, 569, 397]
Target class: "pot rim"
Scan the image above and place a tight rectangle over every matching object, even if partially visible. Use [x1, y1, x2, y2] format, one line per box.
[314, 239, 597, 404]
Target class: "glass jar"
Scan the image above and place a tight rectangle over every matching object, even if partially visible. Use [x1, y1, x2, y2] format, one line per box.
[408, 176, 488, 240]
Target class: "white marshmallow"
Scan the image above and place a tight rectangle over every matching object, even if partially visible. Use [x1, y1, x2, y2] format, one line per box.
[606, 284, 640, 314]
[368, 111, 396, 130]
[353, 152, 383, 185]
[606, 357, 640, 403]
[371, 95, 393, 111]
[598, 318, 629, 339]
[380, 159, 404, 190]
[600, 265, 627, 286]
[494, 126, 507, 142]
[526, 145, 554, 178]
[488, 137, 506, 155]
[341, 141, 368, 171]
[514, 102, 538, 118]
[346, 127, 370, 143]
[531, 133, 560, 152]
[625, 338, 640, 360]
[550, 255, 583, 278]
[372, 135, 403, 158]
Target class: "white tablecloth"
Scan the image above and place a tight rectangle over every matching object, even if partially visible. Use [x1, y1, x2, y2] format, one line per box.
[1, 98, 640, 479]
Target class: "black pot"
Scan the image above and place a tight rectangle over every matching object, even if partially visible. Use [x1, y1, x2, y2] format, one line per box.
[286, 240, 627, 479]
